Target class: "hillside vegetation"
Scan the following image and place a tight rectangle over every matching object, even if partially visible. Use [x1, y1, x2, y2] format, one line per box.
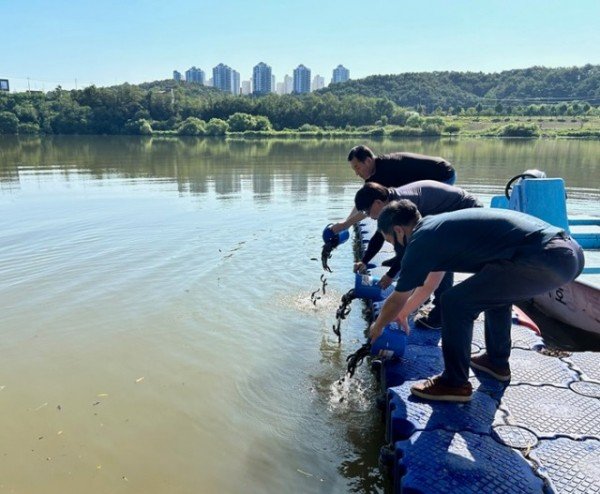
[0, 65, 599, 137]
[319, 65, 600, 113]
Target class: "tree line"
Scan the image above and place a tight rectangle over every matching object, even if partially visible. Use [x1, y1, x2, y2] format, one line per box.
[320, 64, 600, 113]
[0, 64, 598, 136]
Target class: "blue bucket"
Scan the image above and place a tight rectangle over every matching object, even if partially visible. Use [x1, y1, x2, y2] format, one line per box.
[371, 301, 384, 318]
[371, 323, 406, 359]
[322, 224, 349, 246]
[354, 273, 395, 301]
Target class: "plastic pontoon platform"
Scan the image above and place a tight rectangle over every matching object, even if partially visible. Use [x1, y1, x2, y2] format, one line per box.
[354, 218, 600, 494]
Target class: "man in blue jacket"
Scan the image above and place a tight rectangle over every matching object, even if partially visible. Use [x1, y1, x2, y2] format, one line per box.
[369, 200, 584, 402]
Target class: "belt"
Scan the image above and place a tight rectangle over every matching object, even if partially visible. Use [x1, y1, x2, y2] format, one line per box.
[553, 231, 572, 241]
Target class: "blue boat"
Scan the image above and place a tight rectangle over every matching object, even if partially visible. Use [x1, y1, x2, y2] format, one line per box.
[490, 172, 600, 337]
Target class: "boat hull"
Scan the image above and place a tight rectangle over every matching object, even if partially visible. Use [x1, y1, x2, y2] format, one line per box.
[532, 279, 600, 337]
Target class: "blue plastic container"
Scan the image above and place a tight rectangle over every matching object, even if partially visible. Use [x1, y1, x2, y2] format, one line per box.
[370, 323, 406, 359]
[322, 224, 350, 246]
[354, 273, 395, 301]
[371, 301, 384, 318]
[509, 178, 570, 232]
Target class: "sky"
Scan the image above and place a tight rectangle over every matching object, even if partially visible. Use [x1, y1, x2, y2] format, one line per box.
[2, 0, 599, 92]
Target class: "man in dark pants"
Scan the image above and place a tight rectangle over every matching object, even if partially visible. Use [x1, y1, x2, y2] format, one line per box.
[330, 145, 456, 234]
[369, 201, 584, 402]
[353, 181, 483, 329]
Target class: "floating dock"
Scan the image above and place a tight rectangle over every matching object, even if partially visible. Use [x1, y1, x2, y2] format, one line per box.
[355, 219, 600, 494]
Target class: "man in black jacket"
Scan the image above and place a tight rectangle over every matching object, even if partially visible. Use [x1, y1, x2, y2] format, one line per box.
[330, 144, 456, 234]
[353, 181, 482, 329]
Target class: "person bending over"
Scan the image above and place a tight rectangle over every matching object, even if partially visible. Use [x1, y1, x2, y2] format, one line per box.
[369, 200, 583, 403]
[353, 180, 482, 329]
[330, 144, 456, 234]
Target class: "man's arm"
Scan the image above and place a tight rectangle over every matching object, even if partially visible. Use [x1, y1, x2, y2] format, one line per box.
[369, 290, 411, 341]
[360, 231, 385, 265]
[395, 272, 445, 327]
[331, 207, 366, 233]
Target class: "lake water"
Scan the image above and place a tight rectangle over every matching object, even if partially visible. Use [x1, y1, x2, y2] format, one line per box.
[0, 136, 599, 493]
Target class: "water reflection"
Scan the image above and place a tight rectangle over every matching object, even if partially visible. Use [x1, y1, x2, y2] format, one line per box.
[2, 136, 599, 201]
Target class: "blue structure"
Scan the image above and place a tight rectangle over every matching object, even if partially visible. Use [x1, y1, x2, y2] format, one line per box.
[491, 176, 600, 250]
[353, 273, 395, 301]
[350, 217, 600, 493]
[322, 224, 349, 246]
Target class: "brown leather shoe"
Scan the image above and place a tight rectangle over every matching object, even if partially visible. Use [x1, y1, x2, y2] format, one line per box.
[410, 376, 473, 402]
[470, 353, 511, 382]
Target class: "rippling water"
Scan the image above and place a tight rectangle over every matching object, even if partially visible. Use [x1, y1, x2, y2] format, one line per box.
[0, 136, 598, 493]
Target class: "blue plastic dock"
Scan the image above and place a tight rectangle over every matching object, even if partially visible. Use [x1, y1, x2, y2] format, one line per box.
[354, 218, 600, 494]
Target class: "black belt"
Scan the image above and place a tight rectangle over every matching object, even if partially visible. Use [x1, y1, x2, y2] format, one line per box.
[554, 231, 572, 241]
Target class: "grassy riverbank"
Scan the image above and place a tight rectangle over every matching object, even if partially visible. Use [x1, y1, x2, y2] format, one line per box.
[150, 116, 600, 139]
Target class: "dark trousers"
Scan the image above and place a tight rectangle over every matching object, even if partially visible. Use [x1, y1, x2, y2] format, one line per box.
[428, 272, 454, 321]
[439, 236, 584, 386]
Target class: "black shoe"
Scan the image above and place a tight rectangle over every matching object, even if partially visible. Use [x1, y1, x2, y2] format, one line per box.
[414, 313, 442, 330]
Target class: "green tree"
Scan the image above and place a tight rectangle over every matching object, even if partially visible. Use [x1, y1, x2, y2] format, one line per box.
[498, 123, 540, 137]
[18, 122, 40, 134]
[0, 111, 19, 134]
[177, 117, 206, 136]
[227, 112, 257, 131]
[13, 102, 39, 124]
[205, 118, 229, 135]
[406, 113, 424, 128]
[444, 123, 461, 134]
[253, 115, 272, 131]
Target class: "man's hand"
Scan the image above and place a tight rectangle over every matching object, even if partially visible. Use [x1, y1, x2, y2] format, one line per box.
[369, 322, 384, 342]
[353, 261, 367, 273]
[395, 308, 411, 335]
[330, 223, 345, 234]
[378, 274, 393, 289]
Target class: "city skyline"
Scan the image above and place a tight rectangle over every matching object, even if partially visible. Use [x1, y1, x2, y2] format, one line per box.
[177, 62, 348, 95]
[2, 1, 599, 93]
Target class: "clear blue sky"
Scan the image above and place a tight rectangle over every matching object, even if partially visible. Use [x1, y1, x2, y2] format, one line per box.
[3, 0, 599, 92]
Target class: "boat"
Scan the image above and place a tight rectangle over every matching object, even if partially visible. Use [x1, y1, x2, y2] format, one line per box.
[491, 173, 600, 337]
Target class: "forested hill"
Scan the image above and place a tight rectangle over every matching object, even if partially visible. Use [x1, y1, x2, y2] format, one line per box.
[319, 65, 600, 111]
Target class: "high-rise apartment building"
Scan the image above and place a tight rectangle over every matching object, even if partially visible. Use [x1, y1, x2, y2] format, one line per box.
[185, 66, 205, 85]
[271, 75, 276, 93]
[252, 62, 272, 95]
[331, 64, 350, 84]
[311, 74, 325, 92]
[283, 75, 293, 94]
[232, 69, 240, 95]
[241, 80, 252, 95]
[293, 65, 311, 94]
[173, 70, 182, 82]
[213, 63, 240, 95]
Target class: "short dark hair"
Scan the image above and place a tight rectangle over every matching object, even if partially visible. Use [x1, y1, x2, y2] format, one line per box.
[377, 200, 421, 234]
[347, 145, 375, 162]
[354, 182, 389, 211]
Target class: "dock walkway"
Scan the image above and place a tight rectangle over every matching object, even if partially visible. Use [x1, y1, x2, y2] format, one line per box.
[356, 219, 600, 494]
